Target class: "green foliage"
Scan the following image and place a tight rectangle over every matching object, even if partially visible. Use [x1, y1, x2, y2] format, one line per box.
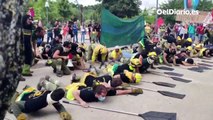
[97, 0, 141, 18]
[160, 0, 184, 24]
[141, 9, 155, 24]
[28, 0, 79, 24]
[83, 4, 102, 23]
[57, 0, 72, 20]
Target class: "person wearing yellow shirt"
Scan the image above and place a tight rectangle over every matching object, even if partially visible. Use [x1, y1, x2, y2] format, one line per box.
[91, 44, 108, 64]
[109, 46, 123, 62]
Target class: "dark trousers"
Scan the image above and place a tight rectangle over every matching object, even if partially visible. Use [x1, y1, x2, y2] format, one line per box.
[47, 32, 53, 44]
[23, 35, 32, 65]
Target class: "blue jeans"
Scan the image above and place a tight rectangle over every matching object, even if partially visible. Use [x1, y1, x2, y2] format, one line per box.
[198, 34, 204, 41]
[188, 33, 195, 41]
[81, 31, 86, 43]
[73, 32, 78, 43]
[47, 32, 53, 44]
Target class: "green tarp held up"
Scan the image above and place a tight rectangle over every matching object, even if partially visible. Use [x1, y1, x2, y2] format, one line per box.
[100, 8, 145, 48]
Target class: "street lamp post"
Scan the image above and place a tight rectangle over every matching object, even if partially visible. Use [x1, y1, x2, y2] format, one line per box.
[155, 0, 159, 38]
[45, 0, 49, 24]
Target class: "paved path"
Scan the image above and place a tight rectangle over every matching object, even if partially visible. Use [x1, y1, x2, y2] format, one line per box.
[4, 56, 213, 120]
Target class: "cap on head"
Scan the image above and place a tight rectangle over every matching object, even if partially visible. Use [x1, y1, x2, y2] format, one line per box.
[177, 36, 181, 41]
[130, 58, 142, 68]
[115, 46, 120, 50]
[186, 46, 192, 51]
[187, 38, 192, 43]
[148, 52, 157, 58]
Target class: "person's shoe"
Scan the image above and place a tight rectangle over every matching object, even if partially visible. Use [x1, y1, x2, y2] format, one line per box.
[22, 64, 32, 76]
[46, 60, 53, 66]
[22, 72, 32, 76]
[17, 113, 27, 120]
[70, 73, 77, 83]
[131, 88, 143, 94]
[22, 72, 33, 77]
[19, 76, 26, 81]
[37, 78, 45, 90]
[53, 68, 57, 73]
[56, 71, 63, 77]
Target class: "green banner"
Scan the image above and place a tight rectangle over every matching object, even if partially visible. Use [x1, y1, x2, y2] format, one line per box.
[100, 8, 145, 48]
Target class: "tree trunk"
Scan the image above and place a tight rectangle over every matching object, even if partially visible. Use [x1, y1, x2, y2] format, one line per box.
[0, 1, 24, 119]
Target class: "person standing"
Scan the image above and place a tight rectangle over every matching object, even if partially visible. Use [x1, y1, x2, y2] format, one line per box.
[53, 20, 60, 38]
[72, 21, 78, 43]
[94, 23, 101, 43]
[188, 23, 195, 41]
[21, 15, 34, 76]
[88, 22, 92, 43]
[197, 24, 205, 43]
[80, 24, 86, 43]
[46, 21, 53, 44]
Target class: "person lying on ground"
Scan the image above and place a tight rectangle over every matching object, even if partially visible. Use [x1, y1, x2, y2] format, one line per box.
[11, 86, 71, 120]
[175, 50, 196, 66]
[163, 45, 179, 66]
[131, 50, 158, 70]
[181, 38, 193, 48]
[78, 65, 142, 85]
[198, 48, 211, 58]
[105, 58, 142, 76]
[77, 72, 123, 88]
[175, 57, 196, 66]
[66, 84, 143, 108]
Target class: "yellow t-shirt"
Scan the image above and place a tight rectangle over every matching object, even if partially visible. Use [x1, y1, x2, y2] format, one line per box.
[110, 49, 122, 60]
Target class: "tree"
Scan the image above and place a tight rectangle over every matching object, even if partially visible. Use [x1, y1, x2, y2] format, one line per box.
[97, 0, 142, 18]
[0, 0, 24, 119]
[141, 8, 155, 24]
[58, 0, 72, 20]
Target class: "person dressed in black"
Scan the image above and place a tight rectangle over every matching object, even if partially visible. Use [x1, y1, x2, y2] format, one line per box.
[94, 23, 101, 43]
[53, 20, 60, 38]
[181, 38, 193, 48]
[69, 42, 86, 70]
[135, 52, 157, 73]
[163, 45, 178, 66]
[68, 21, 74, 40]
[112, 58, 142, 76]
[67, 84, 143, 108]
[41, 44, 52, 59]
[51, 41, 72, 77]
[88, 22, 92, 43]
[21, 15, 34, 76]
[163, 34, 177, 46]
[11, 87, 71, 120]
[175, 56, 195, 66]
[75, 72, 122, 88]
[51, 34, 63, 50]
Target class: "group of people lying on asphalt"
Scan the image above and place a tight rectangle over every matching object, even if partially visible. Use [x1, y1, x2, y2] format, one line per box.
[10, 32, 213, 120]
